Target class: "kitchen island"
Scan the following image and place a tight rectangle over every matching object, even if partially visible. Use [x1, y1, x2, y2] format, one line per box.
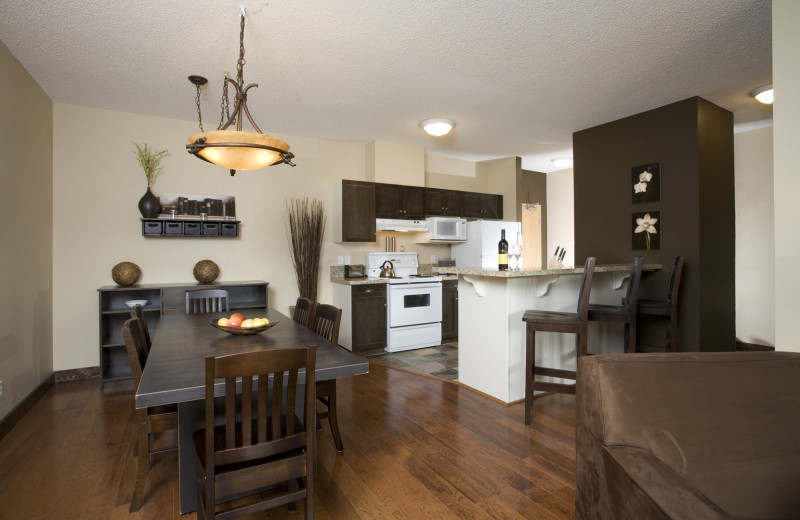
[436, 263, 660, 403]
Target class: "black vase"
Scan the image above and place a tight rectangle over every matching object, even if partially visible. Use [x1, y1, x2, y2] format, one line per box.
[138, 186, 161, 218]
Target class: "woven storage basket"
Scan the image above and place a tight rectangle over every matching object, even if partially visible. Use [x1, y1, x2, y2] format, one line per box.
[193, 260, 220, 283]
[111, 262, 141, 286]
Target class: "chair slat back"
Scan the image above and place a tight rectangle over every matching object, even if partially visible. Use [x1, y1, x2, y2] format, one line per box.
[310, 304, 342, 344]
[576, 257, 597, 319]
[130, 304, 152, 356]
[122, 318, 148, 387]
[204, 347, 316, 470]
[293, 297, 315, 328]
[666, 256, 685, 305]
[625, 256, 645, 314]
[185, 289, 229, 314]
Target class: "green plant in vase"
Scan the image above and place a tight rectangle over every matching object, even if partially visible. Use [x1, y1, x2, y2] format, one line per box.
[132, 141, 168, 218]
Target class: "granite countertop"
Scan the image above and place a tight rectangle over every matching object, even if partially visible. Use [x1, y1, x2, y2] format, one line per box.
[435, 263, 661, 278]
[330, 264, 457, 285]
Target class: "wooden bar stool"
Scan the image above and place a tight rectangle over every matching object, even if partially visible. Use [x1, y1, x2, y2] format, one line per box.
[587, 256, 644, 353]
[522, 256, 596, 425]
[636, 255, 684, 352]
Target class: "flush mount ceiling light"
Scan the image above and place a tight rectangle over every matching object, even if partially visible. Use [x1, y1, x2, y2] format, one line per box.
[551, 157, 573, 168]
[186, 8, 295, 176]
[750, 83, 773, 104]
[421, 118, 455, 136]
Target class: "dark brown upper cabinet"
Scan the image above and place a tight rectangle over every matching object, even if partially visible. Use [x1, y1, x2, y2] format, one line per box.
[334, 180, 376, 242]
[460, 192, 503, 219]
[425, 188, 462, 217]
[375, 183, 426, 220]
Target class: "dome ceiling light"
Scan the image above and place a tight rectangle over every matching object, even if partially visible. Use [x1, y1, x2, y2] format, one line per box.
[750, 83, 773, 104]
[421, 118, 455, 136]
[186, 8, 295, 176]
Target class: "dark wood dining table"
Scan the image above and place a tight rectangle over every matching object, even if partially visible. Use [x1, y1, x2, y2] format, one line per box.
[135, 308, 369, 513]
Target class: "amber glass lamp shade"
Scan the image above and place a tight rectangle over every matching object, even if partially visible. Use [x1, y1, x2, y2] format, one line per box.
[188, 130, 290, 170]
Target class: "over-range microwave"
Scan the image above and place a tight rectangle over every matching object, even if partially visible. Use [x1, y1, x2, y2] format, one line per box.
[426, 217, 467, 242]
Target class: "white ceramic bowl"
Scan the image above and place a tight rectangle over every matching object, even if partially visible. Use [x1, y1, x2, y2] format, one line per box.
[125, 299, 148, 308]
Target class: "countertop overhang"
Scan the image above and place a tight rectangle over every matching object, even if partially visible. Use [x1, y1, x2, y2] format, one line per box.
[436, 263, 661, 278]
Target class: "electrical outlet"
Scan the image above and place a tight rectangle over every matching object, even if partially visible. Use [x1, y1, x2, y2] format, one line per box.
[338, 256, 344, 265]
[0, 379, 4, 399]
[431, 254, 437, 263]
[344, 256, 351, 264]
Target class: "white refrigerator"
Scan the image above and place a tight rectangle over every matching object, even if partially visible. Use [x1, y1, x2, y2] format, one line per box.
[451, 220, 522, 269]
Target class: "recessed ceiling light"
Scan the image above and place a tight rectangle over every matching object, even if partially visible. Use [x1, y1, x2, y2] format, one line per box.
[551, 157, 573, 168]
[421, 119, 455, 136]
[750, 84, 773, 104]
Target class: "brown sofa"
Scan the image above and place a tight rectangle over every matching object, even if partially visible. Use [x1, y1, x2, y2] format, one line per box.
[576, 352, 800, 519]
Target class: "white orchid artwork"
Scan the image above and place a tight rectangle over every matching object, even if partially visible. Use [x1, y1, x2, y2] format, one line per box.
[633, 211, 660, 250]
[632, 163, 660, 203]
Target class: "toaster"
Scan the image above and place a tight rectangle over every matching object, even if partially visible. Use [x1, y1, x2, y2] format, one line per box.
[344, 264, 366, 278]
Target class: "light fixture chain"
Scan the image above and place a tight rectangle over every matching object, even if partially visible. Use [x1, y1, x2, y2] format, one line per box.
[237, 14, 246, 87]
[194, 84, 204, 132]
[218, 74, 231, 130]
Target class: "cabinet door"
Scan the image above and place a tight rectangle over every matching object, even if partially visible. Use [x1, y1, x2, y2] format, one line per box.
[426, 188, 461, 217]
[351, 285, 387, 353]
[375, 184, 425, 220]
[341, 180, 376, 242]
[441, 279, 459, 342]
[400, 186, 426, 220]
[461, 192, 503, 219]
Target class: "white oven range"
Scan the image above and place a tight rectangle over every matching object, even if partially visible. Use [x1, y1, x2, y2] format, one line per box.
[366, 252, 443, 353]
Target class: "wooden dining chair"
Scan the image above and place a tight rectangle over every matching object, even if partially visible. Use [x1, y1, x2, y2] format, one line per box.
[121, 318, 178, 512]
[522, 257, 596, 425]
[185, 288, 229, 314]
[309, 303, 345, 452]
[292, 297, 315, 328]
[194, 346, 316, 520]
[587, 256, 644, 353]
[636, 255, 685, 352]
[130, 304, 152, 356]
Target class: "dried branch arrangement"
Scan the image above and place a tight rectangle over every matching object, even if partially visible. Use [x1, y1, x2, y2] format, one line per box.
[285, 197, 326, 302]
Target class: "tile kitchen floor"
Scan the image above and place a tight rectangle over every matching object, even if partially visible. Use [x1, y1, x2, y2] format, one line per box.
[366, 343, 459, 381]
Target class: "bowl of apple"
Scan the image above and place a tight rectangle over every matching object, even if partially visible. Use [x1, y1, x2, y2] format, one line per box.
[210, 313, 277, 335]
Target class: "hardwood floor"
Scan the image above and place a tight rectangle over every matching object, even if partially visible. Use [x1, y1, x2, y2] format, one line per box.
[0, 362, 577, 519]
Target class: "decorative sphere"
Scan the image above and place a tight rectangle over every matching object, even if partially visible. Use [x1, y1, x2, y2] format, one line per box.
[111, 262, 142, 286]
[193, 260, 220, 283]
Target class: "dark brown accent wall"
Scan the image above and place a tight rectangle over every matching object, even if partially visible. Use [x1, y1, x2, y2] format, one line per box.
[573, 97, 735, 352]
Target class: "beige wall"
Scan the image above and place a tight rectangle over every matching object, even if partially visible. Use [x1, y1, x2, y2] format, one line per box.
[773, 1, 800, 352]
[735, 126, 775, 346]
[0, 41, 54, 421]
[51, 105, 475, 372]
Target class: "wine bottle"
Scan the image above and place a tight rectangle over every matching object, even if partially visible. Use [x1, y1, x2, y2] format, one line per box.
[498, 229, 508, 271]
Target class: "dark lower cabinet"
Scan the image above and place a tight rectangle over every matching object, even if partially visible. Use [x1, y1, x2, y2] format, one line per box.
[351, 284, 387, 354]
[441, 279, 459, 342]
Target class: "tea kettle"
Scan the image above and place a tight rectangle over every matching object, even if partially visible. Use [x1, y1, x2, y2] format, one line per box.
[379, 260, 395, 278]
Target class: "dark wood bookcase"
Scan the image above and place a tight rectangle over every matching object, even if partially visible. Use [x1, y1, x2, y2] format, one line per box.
[98, 280, 268, 386]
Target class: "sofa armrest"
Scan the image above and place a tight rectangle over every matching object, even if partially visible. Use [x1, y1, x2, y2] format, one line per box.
[577, 426, 732, 520]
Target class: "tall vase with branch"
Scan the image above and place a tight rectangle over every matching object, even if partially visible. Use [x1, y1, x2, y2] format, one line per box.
[132, 141, 168, 218]
[285, 197, 326, 303]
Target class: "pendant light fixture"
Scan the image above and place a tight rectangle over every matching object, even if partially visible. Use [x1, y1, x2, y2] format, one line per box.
[187, 8, 295, 176]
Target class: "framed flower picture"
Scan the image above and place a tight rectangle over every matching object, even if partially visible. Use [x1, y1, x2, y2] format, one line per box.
[632, 163, 661, 203]
[632, 211, 660, 250]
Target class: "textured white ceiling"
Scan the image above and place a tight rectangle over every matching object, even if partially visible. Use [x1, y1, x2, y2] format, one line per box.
[0, 0, 772, 172]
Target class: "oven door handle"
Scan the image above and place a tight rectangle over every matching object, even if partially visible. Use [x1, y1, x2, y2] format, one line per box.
[388, 282, 442, 290]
